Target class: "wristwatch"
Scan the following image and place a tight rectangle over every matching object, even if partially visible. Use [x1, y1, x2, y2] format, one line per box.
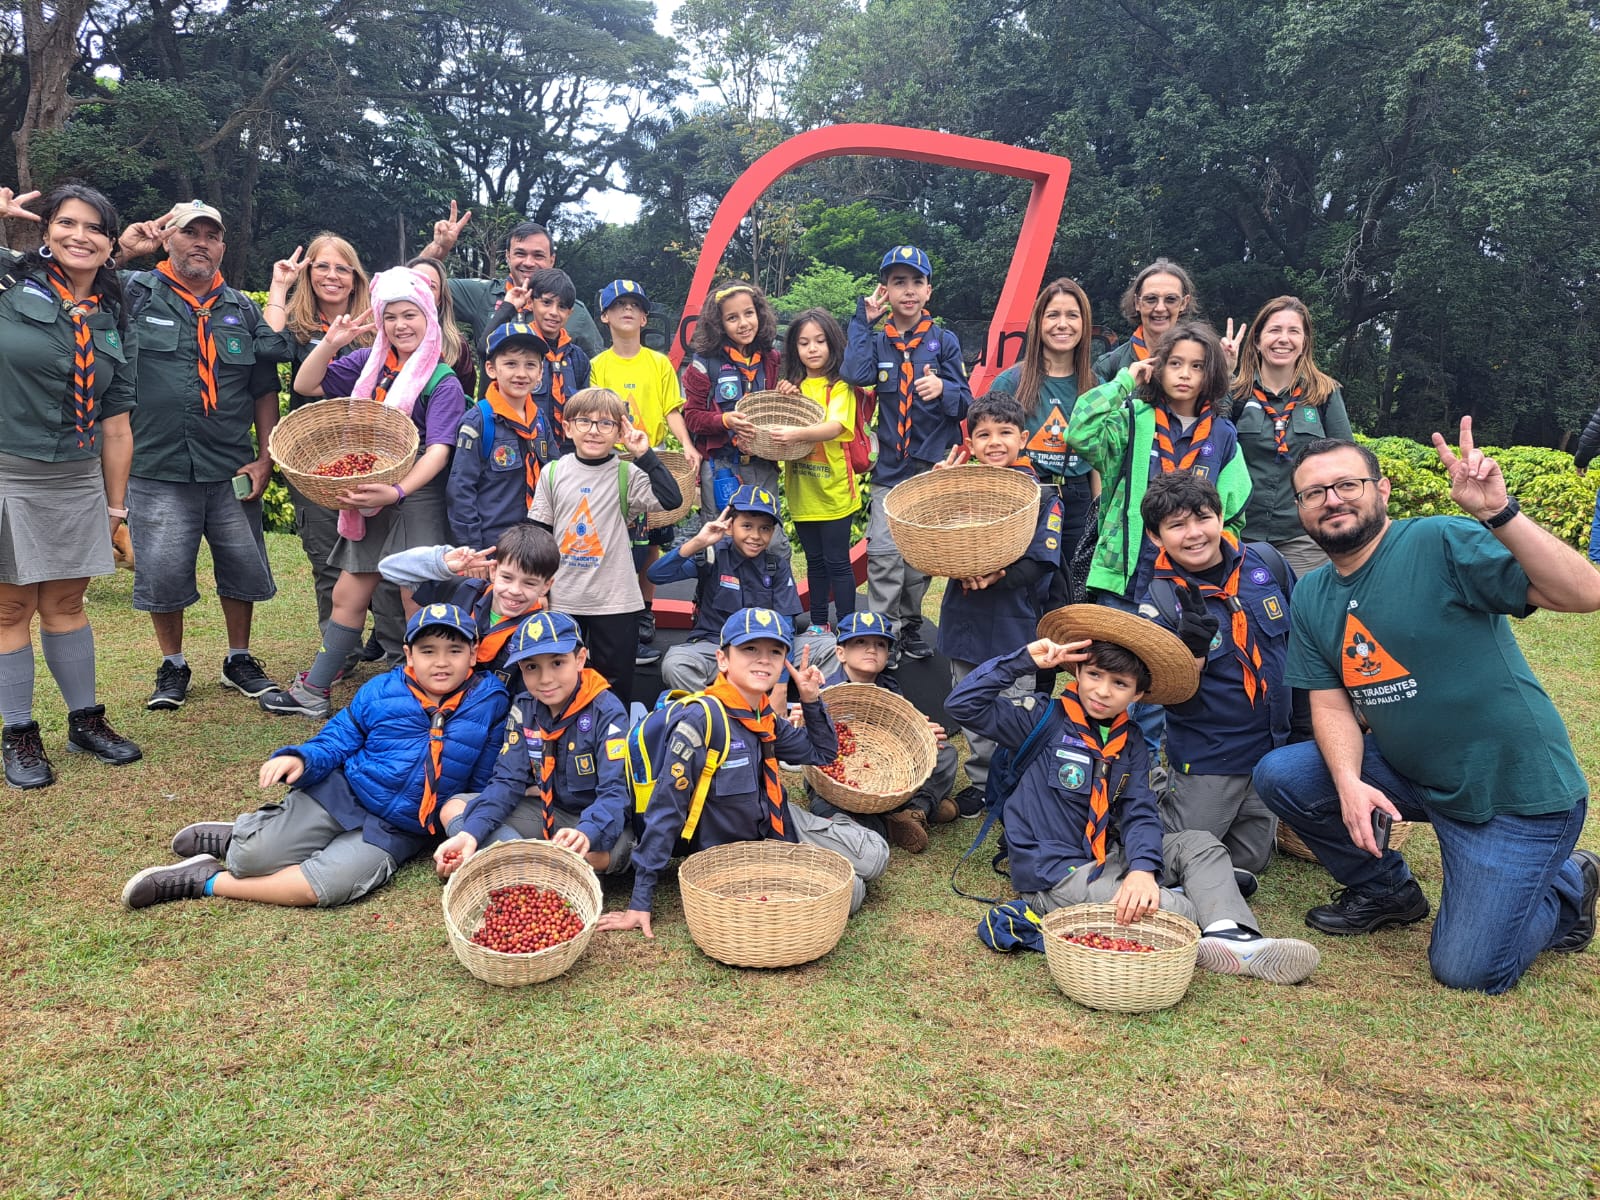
[1481, 496, 1520, 530]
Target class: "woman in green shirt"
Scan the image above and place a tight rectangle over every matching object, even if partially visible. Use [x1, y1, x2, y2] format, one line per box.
[0, 184, 142, 788]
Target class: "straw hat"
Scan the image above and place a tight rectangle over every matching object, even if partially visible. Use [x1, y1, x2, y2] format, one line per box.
[1036, 604, 1200, 706]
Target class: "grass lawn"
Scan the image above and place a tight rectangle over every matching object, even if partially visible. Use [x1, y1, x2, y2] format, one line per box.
[4, 533, 1598, 1199]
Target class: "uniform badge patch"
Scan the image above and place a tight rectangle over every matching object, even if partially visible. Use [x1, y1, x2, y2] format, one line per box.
[670, 762, 686, 778]
[1047, 513, 1061, 532]
[1045, 537, 1057, 550]
[1251, 568, 1271, 584]
[492, 444, 517, 468]
[1059, 762, 1087, 790]
[578, 714, 593, 733]
[575, 753, 596, 775]
[606, 738, 627, 760]
[1264, 596, 1284, 621]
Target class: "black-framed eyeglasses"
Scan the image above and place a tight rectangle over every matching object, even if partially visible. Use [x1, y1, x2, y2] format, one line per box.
[1294, 477, 1379, 509]
[570, 417, 618, 432]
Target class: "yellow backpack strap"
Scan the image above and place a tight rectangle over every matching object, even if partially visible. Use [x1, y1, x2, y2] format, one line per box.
[681, 696, 730, 842]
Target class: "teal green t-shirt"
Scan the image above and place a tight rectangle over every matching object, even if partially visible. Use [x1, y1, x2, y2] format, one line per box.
[1284, 517, 1586, 822]
[986, 365, 1092, 479]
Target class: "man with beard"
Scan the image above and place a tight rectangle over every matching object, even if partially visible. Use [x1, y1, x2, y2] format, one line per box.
[116, 201, 282, 710]
[1251, 427, 1600, 993]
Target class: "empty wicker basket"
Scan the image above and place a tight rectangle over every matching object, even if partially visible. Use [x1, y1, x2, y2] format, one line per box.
[1277, 820, 1416, 863]
[269, 397, 419, 509]
[804, 683, 937, 814]
[1040, 903, 1201, 1013]
[645, 449, 699, 529]
[882, 464, 1043, 578]
[441, 839, 603, 987]
[679, 841, 854, 968]
[734, 390, 826, 461]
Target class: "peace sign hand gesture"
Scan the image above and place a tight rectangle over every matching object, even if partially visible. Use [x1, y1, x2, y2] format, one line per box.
[1174, 581, 1220, 660]
[785, 644, 825, 703]
[1220, 318, 1247, 371]
[324, 311, 378, 351]
[118, 209, 181, 259]
[270, 245, 307, 291]
[1128, 358, 1159, 387]
[432, 201, 472, 253]
[0, 187, 41, 222]
[1431, 415, 1509, 522]
[618, 416, 651, 458]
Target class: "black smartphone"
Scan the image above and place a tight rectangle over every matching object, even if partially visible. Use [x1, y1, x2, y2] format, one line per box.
[1370, 808, 1393, 852]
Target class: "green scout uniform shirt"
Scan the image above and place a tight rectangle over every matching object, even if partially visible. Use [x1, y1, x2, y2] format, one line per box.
[448, 276, 603, 396]
[1234, 382, 1354, 542]
[0, 251, 136, 463]
[123, 269, 279, 484]
[1284, 517, 1586, 822]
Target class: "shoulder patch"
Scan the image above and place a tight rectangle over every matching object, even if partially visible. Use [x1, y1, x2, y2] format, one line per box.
[1013, 695, 1038, 711]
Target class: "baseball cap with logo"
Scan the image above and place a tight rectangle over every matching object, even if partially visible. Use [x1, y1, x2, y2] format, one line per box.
[504, 611, 585, 665]
[405, 603, 479, 644]
[719, 607, 794, 651]
[835, 612, 897, 646]
[484, 321, 552, 359]
[878, 245, 932, 281]
[171, 200, 226, 232]
[726, 484, 780, 522]
[597, 279, 652, 313]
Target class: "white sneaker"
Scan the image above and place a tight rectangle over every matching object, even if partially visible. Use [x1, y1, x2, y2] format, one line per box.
[1196, 930, 1320, 984]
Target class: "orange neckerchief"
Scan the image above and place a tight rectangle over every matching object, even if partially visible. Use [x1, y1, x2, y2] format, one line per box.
[43, 263, 100, 448]
[154, 260, 226, 414]
[1128, 324, 1151, 361]
[485, 380, 544, 511]
[475, 593, 544, 667]
[884, 314, 933, 456]
[1058, 682, 1130, 876]
[545, 329, 574, 440]
[704, 674, 786, 837]
[1253, 381, 1303, 459]
[371, 347, 403, 405]
[402, 669, 471, 832]
[1153, 532, 1264, 707]
[532, 668, 612, 838]
[1152, 404, 1214, 474]
[725, 343, 763, 393]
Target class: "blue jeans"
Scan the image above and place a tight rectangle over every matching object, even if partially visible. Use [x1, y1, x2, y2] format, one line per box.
[1253, 738, 1590, 994]
[1587, 487, 1600, 565]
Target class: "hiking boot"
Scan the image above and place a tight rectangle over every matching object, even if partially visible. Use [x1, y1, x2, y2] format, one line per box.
[221, 653, 279, 698]
[886, 807, 929, 854]
[3, 721, 55, 789]
[360, 634, 387, 662]
[954, 785, 986, 820]
[258, 673, 331, 719]
[1306, 879, 1429, 936]
[172, 820, 234, 859]
[900, 628, 933, 661]
[929, 796, 960, 825]
[333, 646, 365, 684]
[146, 661, 192, 711]
[1551, 849, 1599, 953]
[638, 610, 657, 644]
[66, 705, 143, 765]
[1197, 930, 1321, 984]
[635, 641, 663, 667]
[121, 854, 221, 910]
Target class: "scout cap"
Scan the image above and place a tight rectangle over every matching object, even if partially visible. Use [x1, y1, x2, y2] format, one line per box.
[484, 321, 552, 359]
[505, 611, 584, 665]
[835, 612, 896, 646]
[726, 484, 780, 521]
[1036, 603, 1200, 706]
[879, 245, 932, 281]
[598, 279, 652, 313]
[720, 608, 794, 650]
[171, 200, 226, 232]
[406, 603, 479, 645]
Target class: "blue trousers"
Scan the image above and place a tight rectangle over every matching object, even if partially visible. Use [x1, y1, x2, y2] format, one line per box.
[1587, 487, 1600, 565]
[1253, 737, 1589, 994]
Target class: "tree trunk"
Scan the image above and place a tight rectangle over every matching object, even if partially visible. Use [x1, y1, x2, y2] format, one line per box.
[11, 0, 92, 198]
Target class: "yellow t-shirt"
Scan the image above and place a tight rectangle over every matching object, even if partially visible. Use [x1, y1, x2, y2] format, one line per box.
[590, 345, 684, 447]
[783, 375, 860, 521]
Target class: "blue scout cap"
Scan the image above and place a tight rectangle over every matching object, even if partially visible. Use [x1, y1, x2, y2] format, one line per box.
[484, 321, 551, 360]
[879, 245, 932, 281]
[835, 612, 896, 646]
[726, 484, 780, 521]
[597, 279, 652, 313]
[504, 611, 584, 665]
[405, 603, 479, 644]
[720, 608, 794, 650]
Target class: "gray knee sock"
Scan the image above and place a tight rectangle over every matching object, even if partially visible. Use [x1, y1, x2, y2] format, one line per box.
[41, 626, 97, 712]
[0, 646, 36, 726]
[305, 621, 364, 690]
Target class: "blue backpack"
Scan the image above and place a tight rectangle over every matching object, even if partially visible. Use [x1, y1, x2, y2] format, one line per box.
[950, 700, 1062, 905]
[625, 690, 732, 844]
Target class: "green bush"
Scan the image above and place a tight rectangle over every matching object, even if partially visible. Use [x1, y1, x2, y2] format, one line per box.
[261, 478, 295, 533]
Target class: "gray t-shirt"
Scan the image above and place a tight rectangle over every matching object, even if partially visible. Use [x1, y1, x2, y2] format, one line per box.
[530, 452, 664, 615]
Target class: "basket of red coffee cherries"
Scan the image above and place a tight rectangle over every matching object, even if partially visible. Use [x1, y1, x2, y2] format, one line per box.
[268, 396, 420, 509]
[802, 683, 937, 814]
[1040, 903, 1201, 1012]
[441, 840, 603, 986]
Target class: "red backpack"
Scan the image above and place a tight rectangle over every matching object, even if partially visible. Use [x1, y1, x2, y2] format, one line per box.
[841, 382, 877, 476]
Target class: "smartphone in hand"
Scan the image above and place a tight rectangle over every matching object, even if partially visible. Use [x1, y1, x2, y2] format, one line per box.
[1370, 808, 1393, 853]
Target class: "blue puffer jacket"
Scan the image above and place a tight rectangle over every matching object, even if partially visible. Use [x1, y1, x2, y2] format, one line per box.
[276, 667, 510, 838]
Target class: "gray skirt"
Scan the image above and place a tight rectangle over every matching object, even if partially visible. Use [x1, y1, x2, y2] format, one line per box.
[326, 477, 449, 575]
[0, 451, 113, 585]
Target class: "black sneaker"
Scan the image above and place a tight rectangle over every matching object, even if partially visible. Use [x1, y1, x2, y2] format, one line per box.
[639, 610, 657, 644]
[360, 634, 387, 663]
[2, 721, 55, 789]
[172, 820, 235, 859]
[900, 629, 934, 660]
[635, 641, 662, 667]
[954, 784, 986, 820]
[1233, 868, 1259, 901]
[66, 705, 143, 765]
[886, 646, 903, 671]
[221, 653, 279, 698]
[147, 661, 192, 711]
[121, 854, 221, 909]
[259, 673, 332, 719]
[1552, 849, 1599, 953]
[1306, 879, 1430, 936]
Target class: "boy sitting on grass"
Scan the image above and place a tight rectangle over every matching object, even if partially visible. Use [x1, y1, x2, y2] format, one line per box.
[945, 604, 1320, 984]
[433, 611, 632, 879]
[598, 608, 888, 938]
[808, 611, 959, 854]
[121, 605, 509, 910]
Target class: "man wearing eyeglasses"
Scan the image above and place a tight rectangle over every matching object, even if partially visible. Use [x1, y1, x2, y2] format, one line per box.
[1251, 425, 1600, 992]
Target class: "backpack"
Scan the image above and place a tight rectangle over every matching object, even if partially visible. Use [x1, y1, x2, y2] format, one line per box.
[626, 690, 733, 843]
[950, 700, 1062, 904]
[473, 397, 552, 465]
[841, 381, 877, 476]
[1142, 541, 1293, 627]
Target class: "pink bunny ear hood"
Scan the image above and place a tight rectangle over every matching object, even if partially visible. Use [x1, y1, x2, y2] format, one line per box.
[349, 266, 443, 417]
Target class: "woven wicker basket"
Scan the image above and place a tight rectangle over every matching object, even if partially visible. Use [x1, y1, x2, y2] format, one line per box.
[803, 683, 937, 814]
[268, 397, 419, 509]
[1277, 820, 1416, 863]
[882, 464, 1042, 579]
[679, 841, 854, 968]
[1040, 903, 1201, 1013]
[441, 839, 603, 987]
[734, 390, 826, 461]
[645, 449, 698, 530]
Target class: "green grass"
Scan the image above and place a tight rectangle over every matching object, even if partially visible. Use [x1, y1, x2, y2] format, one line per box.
[3, 535, 1598, 1199]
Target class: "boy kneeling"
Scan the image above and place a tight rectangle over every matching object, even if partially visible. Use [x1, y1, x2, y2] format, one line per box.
[122, 605, 508, 909]
[946, 605, 1319, 983]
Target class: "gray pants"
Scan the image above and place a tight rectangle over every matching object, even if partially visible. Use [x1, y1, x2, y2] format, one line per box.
[444, 795, 636, 874]
[660, 632, 839, 694]
[1024, 829, 1256, 931]
[950, 658, 1034, 792]
[790, 802, 889, 913]
[288, 482, 406, 652]
[864, 481, 930, 636]
[1161, 772, 1278, 875]
[226, 789, 398, 907]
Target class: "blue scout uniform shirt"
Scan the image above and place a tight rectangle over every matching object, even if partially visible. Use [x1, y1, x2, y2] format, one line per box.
[647, 540, 805, 641]
[466, 684, 631, 852]
[628, 698, 839, 913]
[936, 466, 1063, 665]
[446, 399, 556, 548]
[530, 340, 591, 453]
[1124, 413, 1244, 602]
[406, 574, 537, 686]
[946, 648, 1161, 894]
[822, 665, 902, 694]
[1140, 540, 1294, 775]
[840, 300, 971, 487]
